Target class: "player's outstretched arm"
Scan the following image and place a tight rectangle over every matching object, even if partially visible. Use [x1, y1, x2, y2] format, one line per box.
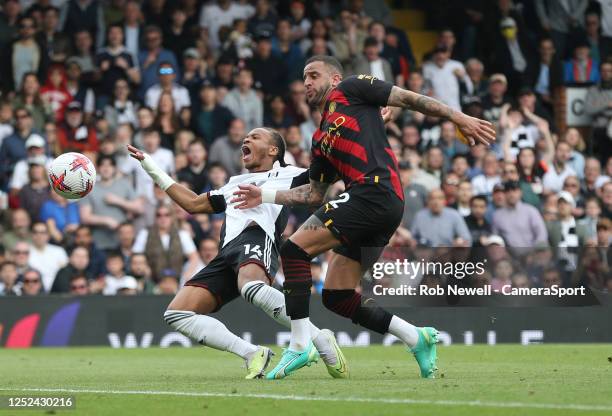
[127, 145, 226, 214]
[231, 180, 330, 209]
[386, 86, 496, 146]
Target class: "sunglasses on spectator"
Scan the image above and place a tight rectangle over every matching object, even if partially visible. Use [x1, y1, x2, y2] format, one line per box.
[159, 67, 174, 75]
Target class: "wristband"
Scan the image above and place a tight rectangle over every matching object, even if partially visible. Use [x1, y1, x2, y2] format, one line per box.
[140, 153, 175, 191]
[207, 192, 227, 213]
[261, 189, 277, 204]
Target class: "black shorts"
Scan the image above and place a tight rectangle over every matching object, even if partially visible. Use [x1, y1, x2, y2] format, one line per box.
[313, 183, 404, 270]
[185, 225, 279, 311]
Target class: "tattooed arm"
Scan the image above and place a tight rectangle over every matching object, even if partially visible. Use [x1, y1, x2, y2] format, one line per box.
[232, 180, 330, 209]
[386, 86, 496, 146]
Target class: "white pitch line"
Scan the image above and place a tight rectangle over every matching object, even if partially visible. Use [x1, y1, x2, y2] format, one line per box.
[1, 387, 611, 412]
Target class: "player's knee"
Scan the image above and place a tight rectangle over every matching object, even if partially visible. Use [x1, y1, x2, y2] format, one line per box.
[280, 239, 311, 262]
[321, 289, 359, 319]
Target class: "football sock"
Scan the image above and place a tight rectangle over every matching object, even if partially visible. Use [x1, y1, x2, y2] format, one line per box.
[279, 240, 314, 351]
[388, 315, 419, 348]
[240, 280, 321, 339]
[164, 310, 257, 359]
[322, 289, 393, 334]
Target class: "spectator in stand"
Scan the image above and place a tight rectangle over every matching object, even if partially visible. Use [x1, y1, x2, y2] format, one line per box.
[80, 154, 142, 251]
[535, 0, 588, 58]
[132, 128, 174, 203]
[461, 58, 488, 103]
[192, 81, 234, 148]
[534, 37, 563, 111]
[0, 0, 21, 52]
[20, 268, 44, 296]
[582, 157, 610, 199]
[482, 73, 510, 129]
[248, 0, 277, 36]
[180, 48, 207, 104]
[423, 46, 470, 111]
[288, 0, 310, 42]
[130, 253, 154, 293]
[547, 190, 588, 248]
[65, 58, 95, 122]
[411, 189, 472, 247]
[11, 241, 31, 277]
[2, 209, 32, 250]
[152, 91, 180, 150]
[132, 204, 199, 281]
[465, 195, 492, 247]
[350, 36, 394, 83]
[543, 141, 576, 193]
[138, 25, 178, 99]
[154, 268, 179, 295]
[40, 187, 80, 244]
[585, 61, 612, 161]
[177, 139, 209, 193]
[57, 101, 98, 153]
[471, 152, 502, 197]
[246, 31, 287, 96]
[502, 160, 540, 208]
[0, 260, 19, 295]
[104, 78, 138, 133]
[208, 118, 246, 176]
[271, 18, 305, 82]
[3, 16, 48, 92]
[602, 182, 612, 220]
[15, 72, 53, 131]
[585, 11, 602, 63]
[51, 246, 90, 292]
[8, 134, 50, 195]
[17, 157, 50, 221]
[145, 62, 190, 113]
[102, 251, 138, 295]
[69, 274, 90, 295]
[59, 0, 106, 49]
[121, 0, 143, 59]
[40, 64, 71, 122]
[492, 17, 536, 95]
[72, 224, 106, 279]
[69, 30, 97, 82]
[198, 0, 251, 51]
[117, 222, 135, 266]
[95, 23, 140, 107]
[163, 8, 193, 62]
[492, 181, 548, 248]
[222, 67, 263, 132]
[561, 128, 586, 179]
[564, 35, 600, 85]
[28, 221, 68, 291]
[0, 108, 38, 190]
[452, 180, 473, 217]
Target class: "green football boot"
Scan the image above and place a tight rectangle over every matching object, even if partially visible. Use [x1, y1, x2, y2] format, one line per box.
[265, 342, 319, 380]
[410, 327, 440, 378]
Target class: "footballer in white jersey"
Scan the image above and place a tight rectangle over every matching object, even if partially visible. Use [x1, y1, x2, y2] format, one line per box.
[127, 127, 348, 380]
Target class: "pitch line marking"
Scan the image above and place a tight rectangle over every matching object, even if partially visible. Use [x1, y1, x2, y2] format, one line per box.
[0, 387, 611, 412]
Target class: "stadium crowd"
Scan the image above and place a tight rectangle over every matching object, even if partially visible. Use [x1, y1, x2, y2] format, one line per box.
[0, 0, 610, 297]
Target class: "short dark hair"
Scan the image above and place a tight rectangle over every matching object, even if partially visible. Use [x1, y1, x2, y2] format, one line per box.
[263, 128, 287, 167]
[470, 195, 488, 205]
[364, 36, 378, 48]
[97, 154, 116, 167]
[106, 251, 124, 261]
[305, 55, 343, 75]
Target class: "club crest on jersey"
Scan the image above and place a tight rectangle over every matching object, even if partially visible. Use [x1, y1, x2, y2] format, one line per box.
[328, 101, 336, 114]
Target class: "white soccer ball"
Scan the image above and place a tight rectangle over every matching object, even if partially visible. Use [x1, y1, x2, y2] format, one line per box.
[48, 152, 96, 200]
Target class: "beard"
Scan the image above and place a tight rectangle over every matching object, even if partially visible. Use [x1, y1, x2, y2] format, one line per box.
[307, 82, 332, 106]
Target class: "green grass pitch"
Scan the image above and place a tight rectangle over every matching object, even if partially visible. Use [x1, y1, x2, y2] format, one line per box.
[1, 345, 611, 416]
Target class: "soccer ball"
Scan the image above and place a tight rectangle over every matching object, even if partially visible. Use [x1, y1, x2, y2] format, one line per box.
[48, 152, 96, 200]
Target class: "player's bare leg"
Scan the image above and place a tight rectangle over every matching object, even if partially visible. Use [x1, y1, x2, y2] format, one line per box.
[163, 285, 269, 379]
[323, 253, 440, 378]
[237, 263, 349, 378]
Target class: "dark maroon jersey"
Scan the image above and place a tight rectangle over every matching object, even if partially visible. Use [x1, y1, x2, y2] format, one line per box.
[309, 74, 404, 201]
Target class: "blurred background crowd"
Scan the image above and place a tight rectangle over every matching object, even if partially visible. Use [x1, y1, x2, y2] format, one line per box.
[0, 0, 610, 298]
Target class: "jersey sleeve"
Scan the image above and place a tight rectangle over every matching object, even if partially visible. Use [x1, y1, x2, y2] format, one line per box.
[290, 169, 310, 188]
[340, 75, 394, 107]
[309, 149, 337, 184]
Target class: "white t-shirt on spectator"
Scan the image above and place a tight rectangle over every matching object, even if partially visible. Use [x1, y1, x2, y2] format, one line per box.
[132, 229, 197, 256]
[103, 274, 138, 295]
[369, 59, 386, 81]
[199, 2, 252, 49]
[471, 174, 502, 196]
[29, 244, 68, 292]
[543, 164, 576, 193]
[145, 84, 191, 113]
[509, 124, 539, 159]
[126, 147, 175, 203]
[423, 59, 471, 111]
[9, 157, 52, 190]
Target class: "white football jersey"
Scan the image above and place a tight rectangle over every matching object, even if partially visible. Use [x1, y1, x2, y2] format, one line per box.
[211, 165, 308, 248]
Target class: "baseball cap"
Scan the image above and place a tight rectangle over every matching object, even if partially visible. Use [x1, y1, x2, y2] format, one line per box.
[67, 101, 82, 112]
[255, 30, 272, 42]
[493, 183, 505, 193]
[482, 235, 506, 247]
[489, 73, 508, 85]
[183, 48, 200, 59]
[557, 190, 576, 208]
[25, 133, 46, 148]
[500, 17, 517, 29]
[66, 56, 82, 68]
